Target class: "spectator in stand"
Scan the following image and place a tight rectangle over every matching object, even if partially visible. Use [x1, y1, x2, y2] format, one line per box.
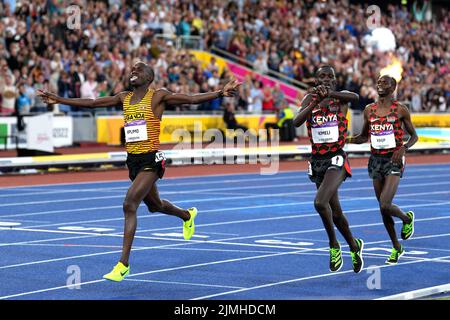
[223, 99, 248, 131]
[0, 0, 447, 116]
[248, 80, 263, 114]
[31, 76, 50, 113]
[57, 71, 72, 114]
[80, 72, 99, 99]
[272, 83, 286, 109]
[254, 54, 269, 74]
[207, 70, 220, 89]
[206, 57, 219, 74]
[262, 86, 275, 112]
[24, 76, 36, 108]
[16, 83, 31, 115]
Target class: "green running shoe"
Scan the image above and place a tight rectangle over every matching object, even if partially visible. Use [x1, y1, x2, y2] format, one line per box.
[386, 246, 405, 264]
[401, 211, 415, 240]
[329, 245, 343, 272]
[350, 238, 364, 273]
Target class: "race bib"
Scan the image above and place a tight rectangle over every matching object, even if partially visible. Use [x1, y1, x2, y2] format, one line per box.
[331, 155, 344, 167]
[125, 120, 148, 142]
[371, 130, 396, 149]
[311, 121, 339, 144]
[155, 151, 166, 162]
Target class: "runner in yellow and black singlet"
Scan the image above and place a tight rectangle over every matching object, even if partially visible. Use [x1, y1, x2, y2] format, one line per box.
[38, 61, 241, 281]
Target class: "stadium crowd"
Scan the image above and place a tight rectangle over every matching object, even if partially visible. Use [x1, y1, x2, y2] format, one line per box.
[0, 0, 448, 115]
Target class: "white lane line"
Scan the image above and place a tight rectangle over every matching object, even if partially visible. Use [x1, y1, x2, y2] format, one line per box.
[0, 279, 107, 300]
[0, 205, 122, 219]
[199, 231, 241, 236]
[403, 246, 450, 253]
[1, 243, 125, 249]
[123, 278, 245, 289]
[0, 219, 52, 223]
[0, 187, 128, 198]
[1, 243, 280, 255]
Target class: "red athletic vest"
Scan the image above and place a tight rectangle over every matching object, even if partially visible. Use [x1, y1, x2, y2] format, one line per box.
[369, 101, 404, 155]
[306, 99, 347, 156]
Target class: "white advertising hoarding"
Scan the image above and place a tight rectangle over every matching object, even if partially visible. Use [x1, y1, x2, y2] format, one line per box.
[25, 113, 54, 153]
[0, 115, 73, 150]
[52, 116, 73, 147]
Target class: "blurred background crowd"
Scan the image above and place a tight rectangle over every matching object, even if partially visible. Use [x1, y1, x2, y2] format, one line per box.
[0, 0, 448, 116]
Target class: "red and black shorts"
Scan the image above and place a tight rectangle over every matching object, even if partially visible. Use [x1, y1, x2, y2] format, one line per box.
[368, 154, 405, 180]
[307, 150, 352, 184]
[126, 151, 166, 181]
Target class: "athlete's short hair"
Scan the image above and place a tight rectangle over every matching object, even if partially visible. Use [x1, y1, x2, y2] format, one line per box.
[389, 76, 397, 89]
[315, 65, 335, 75]
[143, 64, 155, 82]
[379, 75, 397, 89]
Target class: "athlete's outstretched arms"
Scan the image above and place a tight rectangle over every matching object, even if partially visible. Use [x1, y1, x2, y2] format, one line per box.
[391, 103, 418, 165]
[293, 93, 319, 127]
[159, 79, 241, 105]
[346, 104, 371, 144]
[37, 90, 128, 108]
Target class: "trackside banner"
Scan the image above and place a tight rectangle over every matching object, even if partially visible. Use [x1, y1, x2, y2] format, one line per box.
[25, 113, 54, 153]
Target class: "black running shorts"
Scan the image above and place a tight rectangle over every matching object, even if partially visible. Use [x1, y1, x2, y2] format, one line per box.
[368, 154, 405, 180]
[126, 151, 166, 181]
[308, 151, 352, 184]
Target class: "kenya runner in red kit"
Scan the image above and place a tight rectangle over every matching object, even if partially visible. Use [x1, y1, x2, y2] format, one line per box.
[294, 65, 364, 273]
[348, 75, 418, 264]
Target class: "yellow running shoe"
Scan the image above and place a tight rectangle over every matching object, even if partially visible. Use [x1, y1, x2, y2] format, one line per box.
[183, 207, 197, 240]
[103, 262, 130, 282]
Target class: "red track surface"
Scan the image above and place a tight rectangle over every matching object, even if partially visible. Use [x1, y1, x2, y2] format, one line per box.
[1, 153, 450, 187]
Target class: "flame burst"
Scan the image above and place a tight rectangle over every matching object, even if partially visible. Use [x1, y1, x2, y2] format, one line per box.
[380, 56, 403, 83]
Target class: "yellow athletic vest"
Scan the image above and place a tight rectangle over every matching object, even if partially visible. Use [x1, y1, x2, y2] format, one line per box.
[123, 89, 160, 154]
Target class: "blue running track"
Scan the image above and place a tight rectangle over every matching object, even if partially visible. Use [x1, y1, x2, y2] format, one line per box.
[1, 162, 450, 300]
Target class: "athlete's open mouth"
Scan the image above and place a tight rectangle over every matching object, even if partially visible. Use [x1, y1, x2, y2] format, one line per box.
[130, 76, 138, 82]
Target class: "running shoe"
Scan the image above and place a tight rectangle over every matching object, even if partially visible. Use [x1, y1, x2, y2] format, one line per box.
[350, 238, 364, 273]
[401, 211, 415, 240]
[183, 207, 197, 240]
[103, 262, 130, 282]
[386, 246, 405, 264]
[329, 245, 343, 272]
